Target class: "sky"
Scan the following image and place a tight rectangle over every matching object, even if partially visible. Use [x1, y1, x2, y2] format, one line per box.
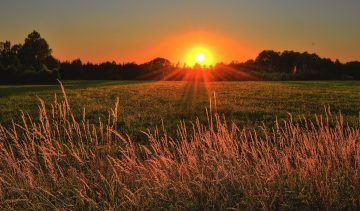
[1, 0, 359, 64]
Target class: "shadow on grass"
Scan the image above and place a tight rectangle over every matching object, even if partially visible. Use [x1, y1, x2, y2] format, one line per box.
[0, 80, 152, 97]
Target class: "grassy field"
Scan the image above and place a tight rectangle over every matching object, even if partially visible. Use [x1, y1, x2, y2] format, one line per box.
[1, 80, 360, 209]
[1, 80, 360, 137]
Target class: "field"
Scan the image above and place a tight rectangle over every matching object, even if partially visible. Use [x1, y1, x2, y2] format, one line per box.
[1, 80, 360, 209]
[1, 80, 360, 136]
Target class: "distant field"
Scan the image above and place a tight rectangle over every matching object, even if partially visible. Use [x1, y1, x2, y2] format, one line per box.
[1, 80, 360, 137]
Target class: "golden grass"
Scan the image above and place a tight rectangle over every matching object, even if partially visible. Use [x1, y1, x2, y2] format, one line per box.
[0, 82, 360, 210]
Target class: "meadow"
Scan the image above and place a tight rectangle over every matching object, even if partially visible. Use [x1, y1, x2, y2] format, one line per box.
[1, 80, 360, 137]
[1, 80, 360, 209]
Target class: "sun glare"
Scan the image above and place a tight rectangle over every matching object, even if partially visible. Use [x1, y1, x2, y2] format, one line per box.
[195, 52, 205, 63]
[186, 46, 215, 67]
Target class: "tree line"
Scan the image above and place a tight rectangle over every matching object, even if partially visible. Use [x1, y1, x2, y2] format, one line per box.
[1, 31, 360, 83]
[240, 50, 360, 80]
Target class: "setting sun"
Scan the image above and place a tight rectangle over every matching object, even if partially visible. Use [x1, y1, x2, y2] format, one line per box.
[185, 46, 215, 67]
[195, 52, 205, 63]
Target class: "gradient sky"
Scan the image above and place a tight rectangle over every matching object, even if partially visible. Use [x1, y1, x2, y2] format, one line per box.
[1, 0, 359, 64]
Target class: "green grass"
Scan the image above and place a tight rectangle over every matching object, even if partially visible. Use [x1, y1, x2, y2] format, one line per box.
[1, 80, 360, 138]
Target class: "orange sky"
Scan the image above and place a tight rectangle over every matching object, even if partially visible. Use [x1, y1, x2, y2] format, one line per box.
[47, 30, 258, 64]
[123, 31, 257, 65]
[1, 0, 359, 64]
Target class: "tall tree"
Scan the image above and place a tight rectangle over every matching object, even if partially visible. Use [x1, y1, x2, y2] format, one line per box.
[19, 31, 52, 68]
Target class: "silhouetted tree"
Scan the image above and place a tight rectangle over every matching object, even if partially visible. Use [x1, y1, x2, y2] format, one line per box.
[0, 31, 59, 83]
[19, 31, 52, 68]
[0, 41, 20, 66]
[255, 50, 281, 71]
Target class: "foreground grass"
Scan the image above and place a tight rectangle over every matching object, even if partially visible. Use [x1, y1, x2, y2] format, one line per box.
[0, 83, 360, 209]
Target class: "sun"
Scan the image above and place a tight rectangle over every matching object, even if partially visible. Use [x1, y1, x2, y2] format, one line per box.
[185, 46, 215, 67]
[195, 52, 205, 63]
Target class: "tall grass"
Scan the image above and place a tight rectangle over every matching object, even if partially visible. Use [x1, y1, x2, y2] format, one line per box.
[0, 83, 360, 210]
